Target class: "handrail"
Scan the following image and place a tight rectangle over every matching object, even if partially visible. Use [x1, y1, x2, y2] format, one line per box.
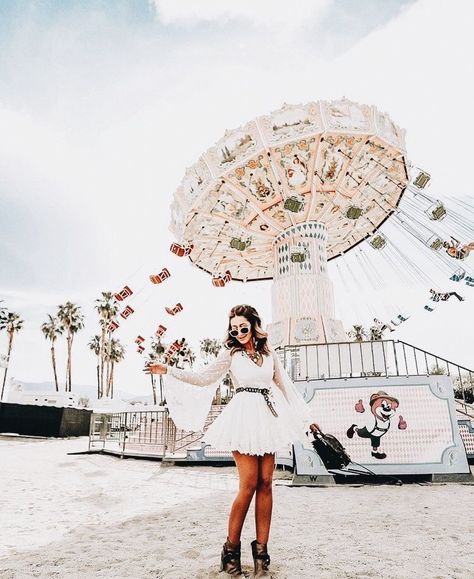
[456, 399, 474, 420]
[278, 339, 473, 403]
[396, 340, 474, 375]
[88, 406, 228, 456]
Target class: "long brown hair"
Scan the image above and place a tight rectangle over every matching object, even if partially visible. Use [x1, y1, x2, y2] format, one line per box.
[224, 304, 271, 356]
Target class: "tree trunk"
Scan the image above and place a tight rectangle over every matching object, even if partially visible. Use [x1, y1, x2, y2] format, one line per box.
[96, 357, 100, 399]
[1, 333, 13, 401]
[110, 362, 114, 399]
[150, 374, 157, 405]
[159, 375, 166, 405]
[105, 359, 111, 397]
[65, 333, 71, 391]
[106, 360, 114, 398]
[67, 334, 73, 392]
[99, 327, 106, 398]
[51, 344, 59, 392]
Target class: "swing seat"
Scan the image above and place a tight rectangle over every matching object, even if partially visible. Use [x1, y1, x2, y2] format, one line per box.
[212, 270, 232, 287]
[230, 238, 250, 251]
[369, 235, 387, 250]
[114, 285, 133, 301]
[346, 206, 363, 219]
[155, 325, 167, 337]
[284, 196, 305, 213]
[170, 243, 194, 257]
[427, 236, 443, 251]
[413, 171, 431, 189]
[424, 304, 435, 312]
[150, 268, 171, 284]
[426, 202, 446, 221]
[450, 269, 465, 282]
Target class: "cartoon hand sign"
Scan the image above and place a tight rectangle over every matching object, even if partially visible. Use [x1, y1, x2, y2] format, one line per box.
[398, 415, 407, 430]
[355, 399, 365, 413]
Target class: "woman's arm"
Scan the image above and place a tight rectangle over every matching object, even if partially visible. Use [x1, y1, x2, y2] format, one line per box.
[167, 348, 231, 387]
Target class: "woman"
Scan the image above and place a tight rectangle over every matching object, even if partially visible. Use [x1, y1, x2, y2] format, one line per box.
[146, 304, 316, 577]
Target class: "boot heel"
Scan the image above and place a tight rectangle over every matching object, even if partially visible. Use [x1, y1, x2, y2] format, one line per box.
[220, 538, 243, 576]
[250, 539, 272, 578]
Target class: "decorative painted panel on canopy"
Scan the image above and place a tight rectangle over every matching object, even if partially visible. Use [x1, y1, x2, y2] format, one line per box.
[169, 98, 409, 281]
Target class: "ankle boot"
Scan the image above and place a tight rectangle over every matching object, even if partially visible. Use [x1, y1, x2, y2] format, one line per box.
[250, 539, 272, 577]
[220, 537, 243, 576]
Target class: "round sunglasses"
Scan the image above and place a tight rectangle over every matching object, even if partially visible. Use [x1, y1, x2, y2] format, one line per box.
[229, 325, 251, 338]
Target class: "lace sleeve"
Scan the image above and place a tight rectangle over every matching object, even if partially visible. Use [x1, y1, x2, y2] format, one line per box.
[271, 348, 315, 449]
[162, 348, 232, 433]
[167, 348, 231, 386]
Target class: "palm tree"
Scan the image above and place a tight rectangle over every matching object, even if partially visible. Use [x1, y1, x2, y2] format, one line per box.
[94, 292, 119, 398]
[88, 335, 101, 398]
[57, 302, 84, 392]
[176, 338, 195, 369]
[0, 310, 24, 401]
[200, 338, 222, 361]
[146, 337, 167, 405]
[200, 337, 223, 404]
[347, 324, 368, 342]
[104, 338, 125, 398]
[40, 315, 63, 392]
[0, 301, 8, 371]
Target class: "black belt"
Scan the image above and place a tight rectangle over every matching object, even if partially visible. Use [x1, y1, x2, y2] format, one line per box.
[235, 387, 279, 417]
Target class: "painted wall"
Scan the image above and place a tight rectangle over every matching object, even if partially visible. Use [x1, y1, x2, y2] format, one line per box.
[294, 375, 469, 475]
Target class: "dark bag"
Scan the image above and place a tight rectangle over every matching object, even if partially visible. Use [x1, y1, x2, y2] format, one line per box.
[309, 426, 351, 470]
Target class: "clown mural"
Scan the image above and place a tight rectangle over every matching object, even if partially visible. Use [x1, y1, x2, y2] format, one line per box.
[346, 391, 407, 459]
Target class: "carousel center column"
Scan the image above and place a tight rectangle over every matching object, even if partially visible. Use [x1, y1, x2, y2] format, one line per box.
[267, 221, 346, 347]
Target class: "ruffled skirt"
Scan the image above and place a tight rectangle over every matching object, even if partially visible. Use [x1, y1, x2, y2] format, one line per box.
[202, 385, 311, 456]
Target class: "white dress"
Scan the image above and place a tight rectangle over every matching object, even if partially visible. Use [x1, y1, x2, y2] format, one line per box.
[163, 347, 315, 456]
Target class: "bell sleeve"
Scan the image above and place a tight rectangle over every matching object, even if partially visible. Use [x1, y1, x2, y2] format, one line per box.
[163, 348, 232, 433]
[271, 348, 315, 450]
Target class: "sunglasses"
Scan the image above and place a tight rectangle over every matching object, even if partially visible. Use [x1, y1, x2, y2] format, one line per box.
[229, 325, 251, 338]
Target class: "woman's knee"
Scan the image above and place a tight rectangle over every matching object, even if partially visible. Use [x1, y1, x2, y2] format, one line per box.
[256, 476, 273, 492]
[239, 476, 258, 496]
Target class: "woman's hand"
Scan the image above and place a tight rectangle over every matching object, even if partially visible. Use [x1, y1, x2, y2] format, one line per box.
[143, 362, 168, 375]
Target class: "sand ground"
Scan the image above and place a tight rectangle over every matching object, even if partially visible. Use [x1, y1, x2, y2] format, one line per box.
[0, 436, 473, 579]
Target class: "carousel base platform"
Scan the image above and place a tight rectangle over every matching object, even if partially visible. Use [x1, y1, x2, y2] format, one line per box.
[85, 440, 294, 468]
[289, 471, 474, 486]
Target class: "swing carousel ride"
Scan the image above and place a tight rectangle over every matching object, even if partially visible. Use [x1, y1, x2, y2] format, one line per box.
[167, 97, 474, 347]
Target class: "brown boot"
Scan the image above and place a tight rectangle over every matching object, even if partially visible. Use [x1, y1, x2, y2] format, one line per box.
[220, 537, 244, 576]
[250, 539, 272, 577]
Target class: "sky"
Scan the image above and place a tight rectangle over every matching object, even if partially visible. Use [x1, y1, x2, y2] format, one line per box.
[0, 0, 473, 398]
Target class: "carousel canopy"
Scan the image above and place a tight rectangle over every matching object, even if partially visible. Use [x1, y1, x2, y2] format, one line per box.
[169, 98, 408, 282]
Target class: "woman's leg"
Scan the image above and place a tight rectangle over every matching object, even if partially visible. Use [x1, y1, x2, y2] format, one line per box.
[227, 451, 259, 544]
[255, 453, 275, 544]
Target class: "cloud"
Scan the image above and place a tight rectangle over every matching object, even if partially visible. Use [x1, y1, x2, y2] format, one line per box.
[1, 0, 473, 393]
[150, 0, 332, 28]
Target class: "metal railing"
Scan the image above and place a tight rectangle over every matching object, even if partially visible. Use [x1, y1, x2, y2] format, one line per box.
[455, 400, 474, 420]
[88, 405, 228, 457]
[278, 339, 473, 402]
